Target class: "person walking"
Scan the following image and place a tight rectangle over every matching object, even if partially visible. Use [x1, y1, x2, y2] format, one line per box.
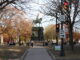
[31, 40, 34, 47]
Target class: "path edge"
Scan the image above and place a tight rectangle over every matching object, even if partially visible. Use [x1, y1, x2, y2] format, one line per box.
[47, 48, 56, 60]
[20, 48, 29, 60]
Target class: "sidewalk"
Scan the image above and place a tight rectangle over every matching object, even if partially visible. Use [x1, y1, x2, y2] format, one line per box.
[23, 46, 54, 60]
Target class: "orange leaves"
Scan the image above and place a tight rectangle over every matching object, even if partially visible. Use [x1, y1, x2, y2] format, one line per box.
[73, 32, 80, 41]
[0, 6, 33, 43]
[44, 24, 56, 40]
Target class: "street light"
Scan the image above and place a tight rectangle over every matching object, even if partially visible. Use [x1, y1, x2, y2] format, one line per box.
[56, 23, 59, 45]
[56, 11, 59, 45]
[59, 0, 66, 56]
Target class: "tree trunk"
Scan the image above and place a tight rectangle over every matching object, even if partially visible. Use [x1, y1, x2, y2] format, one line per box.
[69, 25, 74, 50]
[0, 34, 4, 45]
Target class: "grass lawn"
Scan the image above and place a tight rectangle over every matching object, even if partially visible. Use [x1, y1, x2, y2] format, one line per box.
[48, 44, 80, 60]
[0, 45, 28, 60]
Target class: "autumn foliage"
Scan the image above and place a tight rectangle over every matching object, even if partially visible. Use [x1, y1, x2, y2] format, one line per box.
[44, 24, 80, 42]
[44, 24, 56, 41]
[0, 6, 33, 45]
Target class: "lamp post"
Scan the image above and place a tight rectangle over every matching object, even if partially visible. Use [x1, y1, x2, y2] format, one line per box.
[56, 12, 59, 45]
[60, 0, 65, 56]
[60, 22, 65, 56]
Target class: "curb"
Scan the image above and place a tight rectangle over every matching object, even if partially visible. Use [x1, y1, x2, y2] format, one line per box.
[47, 48, 80, 60]
[20, 48, 29, 60]
[47, 48, 56, 60]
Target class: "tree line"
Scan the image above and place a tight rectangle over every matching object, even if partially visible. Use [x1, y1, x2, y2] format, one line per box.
[0, 6, 32, 45]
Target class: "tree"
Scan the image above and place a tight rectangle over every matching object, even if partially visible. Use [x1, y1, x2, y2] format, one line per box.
[41, 0, 80, 50]
[17, 19, 32, 44]
[62, 0, 80, 50]
[0, 0, 32, 10]
[0, 6, 32, 45]
[44, 24, 56, 41]
[0, 0, 18, 10]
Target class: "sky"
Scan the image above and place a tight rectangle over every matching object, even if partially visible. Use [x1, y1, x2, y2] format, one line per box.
[28, 0, 80, 29]
[24, 0, 56, 28]
[18, 0, 80, 29]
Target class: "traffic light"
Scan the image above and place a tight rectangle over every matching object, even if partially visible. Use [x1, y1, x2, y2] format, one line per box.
[63, 1, 69, 10]
[56, 24, 59, 32]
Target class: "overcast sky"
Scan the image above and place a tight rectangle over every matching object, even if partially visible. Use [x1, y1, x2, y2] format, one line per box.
[16, 0, 80, 30]
[24, 0, 56, 28]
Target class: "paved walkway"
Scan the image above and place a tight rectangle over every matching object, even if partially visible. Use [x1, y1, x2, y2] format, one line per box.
[23, 46, 53, 60]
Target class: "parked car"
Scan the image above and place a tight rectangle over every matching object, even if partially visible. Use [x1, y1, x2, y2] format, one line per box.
[9, 41, 15, 45]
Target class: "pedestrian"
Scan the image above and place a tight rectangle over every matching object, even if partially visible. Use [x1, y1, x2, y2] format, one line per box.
[31, 40, 34, 47]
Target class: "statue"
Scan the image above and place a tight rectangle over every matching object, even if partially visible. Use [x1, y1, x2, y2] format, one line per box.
[33, 18, 42, 24]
